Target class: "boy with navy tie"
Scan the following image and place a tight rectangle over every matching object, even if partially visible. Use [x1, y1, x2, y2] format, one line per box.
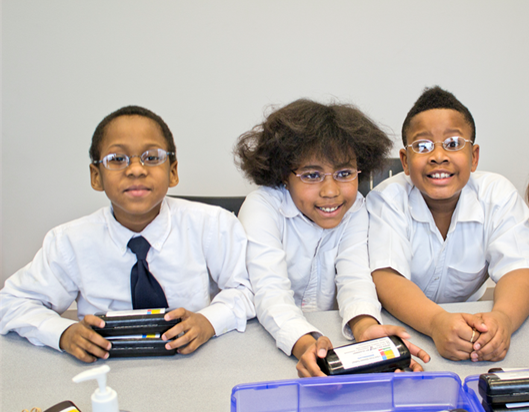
[0, 105, 255, 362]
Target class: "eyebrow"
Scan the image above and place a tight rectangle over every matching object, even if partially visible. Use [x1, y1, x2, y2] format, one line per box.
[104, 143, 165, 152]
[297, 162, 355, 171]
[412, 129, 464, 140]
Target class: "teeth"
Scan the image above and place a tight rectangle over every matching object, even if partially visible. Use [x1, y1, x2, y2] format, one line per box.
[319, 206, 339, 212]
[430, 172, 451, 179]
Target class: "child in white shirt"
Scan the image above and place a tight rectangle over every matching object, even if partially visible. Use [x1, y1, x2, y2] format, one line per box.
[0, 105, 255, 362]
[367, 86, 529, 362]
[234, 99, 429, 377]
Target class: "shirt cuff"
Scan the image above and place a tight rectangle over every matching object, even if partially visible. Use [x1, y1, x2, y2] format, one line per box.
[276, 318, 322, 356]
[198, 303, 239, 337]
[341, 303, 383, 340]
[38, 316, 78, 351]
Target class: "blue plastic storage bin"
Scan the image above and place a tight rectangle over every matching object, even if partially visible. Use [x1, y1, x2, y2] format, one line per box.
[231, 372, 483, 412]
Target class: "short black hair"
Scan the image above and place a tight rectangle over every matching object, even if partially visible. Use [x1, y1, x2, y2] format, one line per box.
[234, 98, 393, 188]
[401, 86, 476, 146]
[89, 105, 176, 163]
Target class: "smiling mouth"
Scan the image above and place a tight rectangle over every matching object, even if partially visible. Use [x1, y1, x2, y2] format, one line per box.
[428, 172, 453, 179]
[316, 204, 342, 213]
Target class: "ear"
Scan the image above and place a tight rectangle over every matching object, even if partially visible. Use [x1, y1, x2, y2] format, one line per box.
[470, 144, 480, 172]
[90, 164, 105, 192]
[399, 148, 410, 176]
[168, 160, 179, 188]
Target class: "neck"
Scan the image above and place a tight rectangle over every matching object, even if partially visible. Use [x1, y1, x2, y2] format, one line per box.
[423, 194, 460, 240]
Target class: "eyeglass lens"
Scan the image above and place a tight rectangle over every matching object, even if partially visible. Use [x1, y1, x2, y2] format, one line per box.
[102, 149, 169, 170]
[297, 169, 359, 183]
[411, 136, 468, 153]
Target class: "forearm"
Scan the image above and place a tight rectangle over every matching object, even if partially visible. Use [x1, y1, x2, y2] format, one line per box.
[348, 315, 379, 340]
[372, 268, 445, 337]
[292, 334, 317, 360]
[492, 269, 529, 333]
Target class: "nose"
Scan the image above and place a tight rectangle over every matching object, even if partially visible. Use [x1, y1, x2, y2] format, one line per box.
[319, 174, 340, 198]
[428, 142, 449, 164]
[125, 156, 147, 176]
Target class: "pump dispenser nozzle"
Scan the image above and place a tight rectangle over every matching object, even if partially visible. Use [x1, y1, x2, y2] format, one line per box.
[73, 365, 119, 412]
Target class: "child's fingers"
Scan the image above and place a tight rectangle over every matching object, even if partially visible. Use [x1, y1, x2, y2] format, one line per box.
[404, 340, 430, 363]
[407, 360, 424, 372]
[315, 336, 332, 359]
[461, 313, 488, 333]
[81, 314, 105, 329]
[379, 325, 411, 341]
[164, 307, 186, 321]
[177, 333, 203, 355]
[472, 332, 510, 362]
[164, 317, 198, 351]
[77, 335, 110, 360]
[296, 344, 327, 378]
[60, 323, 109, 362]
[161, 322, 184, 341]
[69, 345, 98, 363]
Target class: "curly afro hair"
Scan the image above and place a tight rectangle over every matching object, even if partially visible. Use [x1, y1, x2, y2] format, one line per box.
[234, 99, 393, 188]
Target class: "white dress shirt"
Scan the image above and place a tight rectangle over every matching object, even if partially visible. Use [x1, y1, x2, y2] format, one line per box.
[0, 197, 255, 350]
[367, 171, 529, 303]
[238, 186, 381, 355]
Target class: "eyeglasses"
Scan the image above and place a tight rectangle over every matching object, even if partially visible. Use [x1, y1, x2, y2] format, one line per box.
[93, 149, 175, 170]
[407, 136, 473, 154]
[292, 168, 361, 184]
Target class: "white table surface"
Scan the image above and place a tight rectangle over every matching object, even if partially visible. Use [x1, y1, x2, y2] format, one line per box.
[2, 301, 528, 412]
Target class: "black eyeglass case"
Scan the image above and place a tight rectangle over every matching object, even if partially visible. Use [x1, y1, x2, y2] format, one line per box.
[479, 370, 529, 404]
[317, 335, 411, 376]
[92, 309, 180, 338]
[482, 401, 529, 412]
[107, 336, 177, 358]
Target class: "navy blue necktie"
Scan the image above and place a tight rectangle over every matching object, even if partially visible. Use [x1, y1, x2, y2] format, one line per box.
[128, 236, 168, 309]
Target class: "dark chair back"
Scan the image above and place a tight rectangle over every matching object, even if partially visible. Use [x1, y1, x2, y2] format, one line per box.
[168, 195, 246, 216]
[358, 158, 403, 197]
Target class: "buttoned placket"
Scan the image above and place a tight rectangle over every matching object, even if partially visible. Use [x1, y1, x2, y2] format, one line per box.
[301, 225, 325, 311]
[423, 216, 459, 302]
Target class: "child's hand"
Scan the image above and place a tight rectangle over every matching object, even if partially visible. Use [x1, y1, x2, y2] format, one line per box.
[356, 323, 430, 372]
[59, 315, 111, 363]
[430, 312, 487, 361]
[470, 310, 513, 362]
[162, 308, 215, 355]
[294, 334, 332, 378]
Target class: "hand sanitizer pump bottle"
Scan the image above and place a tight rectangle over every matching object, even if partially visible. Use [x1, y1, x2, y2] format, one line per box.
[72, 365, 119, 412]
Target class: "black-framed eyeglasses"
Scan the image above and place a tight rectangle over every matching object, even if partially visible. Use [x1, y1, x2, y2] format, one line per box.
[407, 136, 473, 154]
[291, 168, 361, 184]
[93, 149, 175, 170]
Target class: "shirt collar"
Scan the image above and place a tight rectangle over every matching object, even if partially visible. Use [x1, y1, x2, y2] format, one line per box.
[408, 175, 484, 225]
[104, 198, 172, 255]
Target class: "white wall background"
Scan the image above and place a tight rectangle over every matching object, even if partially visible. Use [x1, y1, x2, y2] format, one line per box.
[3, 0, 529, 282]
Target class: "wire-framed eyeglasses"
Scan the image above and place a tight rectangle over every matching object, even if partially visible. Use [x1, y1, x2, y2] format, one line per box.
[93, 149, 175, 170]
[292, 168, 361, 184]
[407, 136, 473, 154]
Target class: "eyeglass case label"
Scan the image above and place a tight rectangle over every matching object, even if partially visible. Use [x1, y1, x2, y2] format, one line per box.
[104, 308, 166, 317]
[317, 335, 410, 375]
[334, 336, 400, 369]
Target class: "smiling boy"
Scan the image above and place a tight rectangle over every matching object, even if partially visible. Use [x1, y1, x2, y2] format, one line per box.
[367, 86, 529, 362]
[0, 105, 255, 362]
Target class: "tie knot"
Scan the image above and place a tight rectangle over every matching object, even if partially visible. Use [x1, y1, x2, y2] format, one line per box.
[128, 236, 151, 260]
